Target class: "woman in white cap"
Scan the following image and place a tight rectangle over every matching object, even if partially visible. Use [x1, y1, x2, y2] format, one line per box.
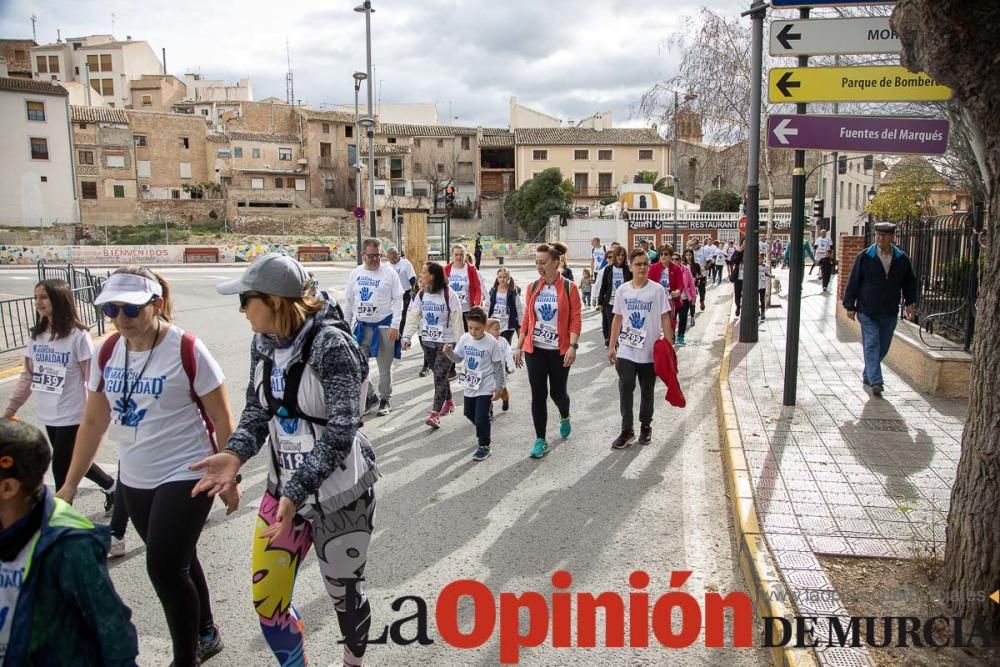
[57, 265, 236, 666]
[191, 253, 378, 667]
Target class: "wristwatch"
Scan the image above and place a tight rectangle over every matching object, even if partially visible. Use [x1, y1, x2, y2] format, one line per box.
[570, 342, 579, 350]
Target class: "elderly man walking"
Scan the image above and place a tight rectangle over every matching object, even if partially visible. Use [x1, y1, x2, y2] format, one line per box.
[842, 222, 917, 397]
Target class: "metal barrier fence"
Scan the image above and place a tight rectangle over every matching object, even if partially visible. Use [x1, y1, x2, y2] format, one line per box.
[0, 286, 104, 354]
[36, 260, 108, 294]
[867, 207, 983, 350]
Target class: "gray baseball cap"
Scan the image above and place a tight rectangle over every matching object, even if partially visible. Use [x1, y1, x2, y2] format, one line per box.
[216, 253, 309, 297]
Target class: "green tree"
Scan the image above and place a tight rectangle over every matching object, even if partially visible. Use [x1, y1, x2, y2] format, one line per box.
[700, 189, 741, 212]
[503, 168, 574, 236]
[865, 158, 938, 220]
[638, 171, 674, 195]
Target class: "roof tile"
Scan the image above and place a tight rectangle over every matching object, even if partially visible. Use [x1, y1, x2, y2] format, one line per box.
[379, 123, 477, 137]
[513, 127, 667, 146]
[0, 76, 68, 96]
[70, 105, 128, 124]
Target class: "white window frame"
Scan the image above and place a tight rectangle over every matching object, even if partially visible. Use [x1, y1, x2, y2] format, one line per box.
[251, 178, 264, 190]
[106, 153, 126, 168]
[179, 162, 192, 179]
[252, 148, 261, 159]
[25, 100, 46, 122]
[136, 160, 151, 178]
[278, 147, 292, 161]
[295, 178, 306, 191]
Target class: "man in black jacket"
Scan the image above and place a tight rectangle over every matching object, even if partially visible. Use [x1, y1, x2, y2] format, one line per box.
[842, 222, 918, 396]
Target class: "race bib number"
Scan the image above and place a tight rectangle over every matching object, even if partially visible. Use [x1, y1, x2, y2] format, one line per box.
[30, 363, 66, 394]
[532, 322, 558, 345]
[459, 368, 483, 391]
[619, 326, 647, 350]
[355, 303, 378, 319]
[276, 434, 314, 473]
[423, 325, 445, 342]
[458, 291, 469, 305]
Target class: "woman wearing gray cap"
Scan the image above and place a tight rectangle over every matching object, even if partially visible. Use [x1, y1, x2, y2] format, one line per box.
[57, 265, 235, 666]
[191, 253, 379, 667]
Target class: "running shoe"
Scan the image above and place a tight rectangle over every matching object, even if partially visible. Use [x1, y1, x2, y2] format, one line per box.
[198, 626, 224, 663]
[425, 411, 441, 429]
[559, 417, 572, 439]
[760, 313, 766, 321]
[377, 399, 391, 416]
[872, 384, 884, 397]
[611, 430, 635, 449]
[638, 426, 653, 445]
[364, 388, 380, 415]
[472, 445, 492, 462]
[344, 645, 364, 667]
[419, 367, 431, 377]
[735, 305, 741, 317]
[676, 336, 686, 346]
[103, 485, 116, 515]
[441, 399, 456, 416]
[108, 537, 126, 559]
[700, 302, 705, 311]
[529, 438, 549, 459]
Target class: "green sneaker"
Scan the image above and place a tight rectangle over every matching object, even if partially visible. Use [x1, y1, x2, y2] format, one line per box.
[559, 417, 572, 439]
[529, 438, 549, 459]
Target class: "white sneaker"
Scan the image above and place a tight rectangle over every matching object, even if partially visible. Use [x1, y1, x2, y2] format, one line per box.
[108, 537, 126, 559]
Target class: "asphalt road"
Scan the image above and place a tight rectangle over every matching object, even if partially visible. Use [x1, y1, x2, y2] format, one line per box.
[0, 264, 767, 666]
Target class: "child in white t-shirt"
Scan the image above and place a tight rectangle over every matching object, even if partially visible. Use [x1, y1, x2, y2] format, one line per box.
[443, 308, 506, 462]
[486, 318, 514, 414]
[758, 253, 771, 321]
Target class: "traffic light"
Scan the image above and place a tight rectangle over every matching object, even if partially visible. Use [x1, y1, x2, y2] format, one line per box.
[838, 156, 848, 175]
[863, 154, 874, 171]
[445, 185, 455, 209]
[812, 198, 825, 221]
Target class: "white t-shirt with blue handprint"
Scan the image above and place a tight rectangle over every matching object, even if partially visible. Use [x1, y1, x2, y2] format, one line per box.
[88, 325, 225, 489]
[345, 264, 404, 327]
[448, 264, 471, 311]
[613, 280, 670, 365]
[532, 283, 560, 350]
[452, 333, 504, 397]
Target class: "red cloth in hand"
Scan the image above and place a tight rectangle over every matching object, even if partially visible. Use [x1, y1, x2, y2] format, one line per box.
[653, 338, 686, 407]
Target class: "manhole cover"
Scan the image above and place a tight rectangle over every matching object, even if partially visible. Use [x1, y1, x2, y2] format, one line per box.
[854, 418, 909, 432]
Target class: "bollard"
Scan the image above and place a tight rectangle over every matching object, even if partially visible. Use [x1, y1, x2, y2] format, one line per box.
[498, 256, 504, 266]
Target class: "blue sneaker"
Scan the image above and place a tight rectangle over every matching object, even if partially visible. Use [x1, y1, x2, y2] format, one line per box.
[472, 445, 491, 462]
[529, 438, 549, 459]
[559, 417, 572, 439]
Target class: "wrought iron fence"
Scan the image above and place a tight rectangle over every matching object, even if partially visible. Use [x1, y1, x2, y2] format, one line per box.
[0, 286, 104, 354]
[867, 207, 983, 350]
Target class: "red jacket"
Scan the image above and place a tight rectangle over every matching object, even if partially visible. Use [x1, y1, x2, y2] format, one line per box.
[445, 262, 482, 309]
[653, 338, 686, 407]
[519, 276, 583, 355]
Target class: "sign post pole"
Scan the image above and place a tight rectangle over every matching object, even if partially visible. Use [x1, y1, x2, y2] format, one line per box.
[739, 0, 767, 344]
[783, 6, 810, 406]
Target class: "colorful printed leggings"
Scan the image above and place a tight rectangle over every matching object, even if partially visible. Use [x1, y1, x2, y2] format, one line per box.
[253, 489, 376, 666]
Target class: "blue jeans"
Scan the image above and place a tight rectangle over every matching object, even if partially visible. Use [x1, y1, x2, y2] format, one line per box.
[464, 394, 493, 447]
[858, 313, 897, 386]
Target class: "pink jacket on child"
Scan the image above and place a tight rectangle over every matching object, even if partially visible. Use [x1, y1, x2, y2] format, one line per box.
[681, 265, 697, 302]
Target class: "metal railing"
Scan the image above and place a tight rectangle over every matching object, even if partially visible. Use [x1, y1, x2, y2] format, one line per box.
[0, 286, 104, 354]
[867, 207, 983, 350]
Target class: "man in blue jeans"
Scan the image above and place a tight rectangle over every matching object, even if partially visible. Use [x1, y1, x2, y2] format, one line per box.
[842, 222, 918, 396]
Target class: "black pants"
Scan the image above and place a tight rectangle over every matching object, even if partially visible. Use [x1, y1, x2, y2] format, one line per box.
[819, 257, 832, 289]
[464, 395, 492, 447]
[759, 289, 766, 315]
[525, 348, 571, 439]
[122, 479, 215, 665]
[399, 290, 412, 338]
[474, 251, 482, 270]
[615, 358, 656, 431]
[713, 263, 724, 284]
[45, 424, 114, 492]
[421, 340, 433, 370]
[424, 344, 453, 412]
[677, 300, 690, 335]
[696, 277, 706, 305]
[501, 329, 514, 344]
[600, 304, 614, 346]
[109, 472, 129, 540]
[733, 279, 743, 311]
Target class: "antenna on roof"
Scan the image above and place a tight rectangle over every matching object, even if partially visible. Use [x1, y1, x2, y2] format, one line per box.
[285, 38, 294, 105]
[30, 15, 37, 42]
[111, 12, 115, 36]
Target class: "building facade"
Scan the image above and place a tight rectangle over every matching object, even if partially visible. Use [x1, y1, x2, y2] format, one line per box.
[0, 77, 77, 227]
[0, 39, 36, 79]
[126, 109, 210, 199]
[71, 105, 137, 225]
[130, 74, 186, 112]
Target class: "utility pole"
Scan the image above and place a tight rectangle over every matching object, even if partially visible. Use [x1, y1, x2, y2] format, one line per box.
[739, 0, 766, 344]
[829, 54, 840, 272]
[353, 71, 367, 265]
[30, 15, 37, 43]
[672, 92, 680, 251]
[356, 1, 378, 238]
[783, 6, 810, 406]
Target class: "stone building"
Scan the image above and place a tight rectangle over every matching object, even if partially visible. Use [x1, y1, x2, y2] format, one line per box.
[71, 105, 137, 225]
[0, 39, 36, 78]
[126, 109, 211, 199]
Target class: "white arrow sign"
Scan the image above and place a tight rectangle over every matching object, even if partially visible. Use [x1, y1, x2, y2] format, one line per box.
[769, 17, 901, 56]
[772, 118, 798, 145]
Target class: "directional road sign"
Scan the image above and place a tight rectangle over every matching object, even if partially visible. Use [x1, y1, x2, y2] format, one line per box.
[771, 1, 894, 6]
[770, 17, 901, 56]
[769, 66, 952, 103]
[767, 115, 950, 154]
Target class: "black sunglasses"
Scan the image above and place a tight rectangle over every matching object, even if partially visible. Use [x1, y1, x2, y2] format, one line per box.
[239, 292, 264, 309]
[101, 299, 154, 319]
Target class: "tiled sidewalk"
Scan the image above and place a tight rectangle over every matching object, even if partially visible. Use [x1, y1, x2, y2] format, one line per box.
[725, 271, 966, 667]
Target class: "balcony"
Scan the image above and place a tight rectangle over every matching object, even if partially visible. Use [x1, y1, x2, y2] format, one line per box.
[572, 186, 617, 198]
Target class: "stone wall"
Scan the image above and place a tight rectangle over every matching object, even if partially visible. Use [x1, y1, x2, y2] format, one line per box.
[137, 199, 224, 225]
[836, 235, 866, 300]
[230, 209, 361, 236]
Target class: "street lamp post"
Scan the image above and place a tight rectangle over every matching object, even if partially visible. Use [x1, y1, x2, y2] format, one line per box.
[353, 71, 367, 265]
[671, 91, 697, 250]
[865, 186, 876, 241]
[355, 1, 377, 237]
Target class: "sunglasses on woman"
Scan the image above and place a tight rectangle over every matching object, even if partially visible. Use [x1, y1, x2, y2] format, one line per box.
[239, 291, 264, 309]
[101, 299, 154, 319]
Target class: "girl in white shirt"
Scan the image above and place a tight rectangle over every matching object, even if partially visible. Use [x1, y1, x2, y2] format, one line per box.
[3, 279, 115, 507]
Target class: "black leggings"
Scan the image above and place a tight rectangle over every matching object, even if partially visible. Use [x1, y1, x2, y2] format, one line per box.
[525, 348, 571, 439]
[600, 304, 614, 346]
[122, 479, 215, 666]
[44, 424, 114, 492]
[678, 300, 690, 335]
[424, 343, 453, 412]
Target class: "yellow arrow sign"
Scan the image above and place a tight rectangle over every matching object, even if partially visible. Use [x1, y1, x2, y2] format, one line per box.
[769, 66, 952, 103]
[991, 590, 999, 604]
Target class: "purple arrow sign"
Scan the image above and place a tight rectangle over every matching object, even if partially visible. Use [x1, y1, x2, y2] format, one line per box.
[767, 114, 949, 154]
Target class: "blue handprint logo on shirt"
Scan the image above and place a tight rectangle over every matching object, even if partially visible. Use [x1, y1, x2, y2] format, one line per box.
[425, 312, 440, 326]
[629, 311, 646, 329]
[466, 357, 479, 370]
[278, 416, 299, 434]
[450, 281, 462, 293]
[539, 303, 556, 321]
[359, 286, 373, 302]
[113, 396, 147, 428]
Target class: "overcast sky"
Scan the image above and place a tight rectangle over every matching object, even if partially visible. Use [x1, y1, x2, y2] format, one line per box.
[2, 0, 745, 128]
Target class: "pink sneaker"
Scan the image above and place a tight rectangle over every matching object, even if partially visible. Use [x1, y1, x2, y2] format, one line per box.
[425, 411, 441, 429]
[440, 399, 456, 416]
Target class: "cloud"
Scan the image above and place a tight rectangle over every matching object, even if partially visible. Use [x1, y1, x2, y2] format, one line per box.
[0, 0, 745, 127]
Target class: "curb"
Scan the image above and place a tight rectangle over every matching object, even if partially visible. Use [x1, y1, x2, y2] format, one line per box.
[0, 329, 115, 382]
[716, 319, 818, 667]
